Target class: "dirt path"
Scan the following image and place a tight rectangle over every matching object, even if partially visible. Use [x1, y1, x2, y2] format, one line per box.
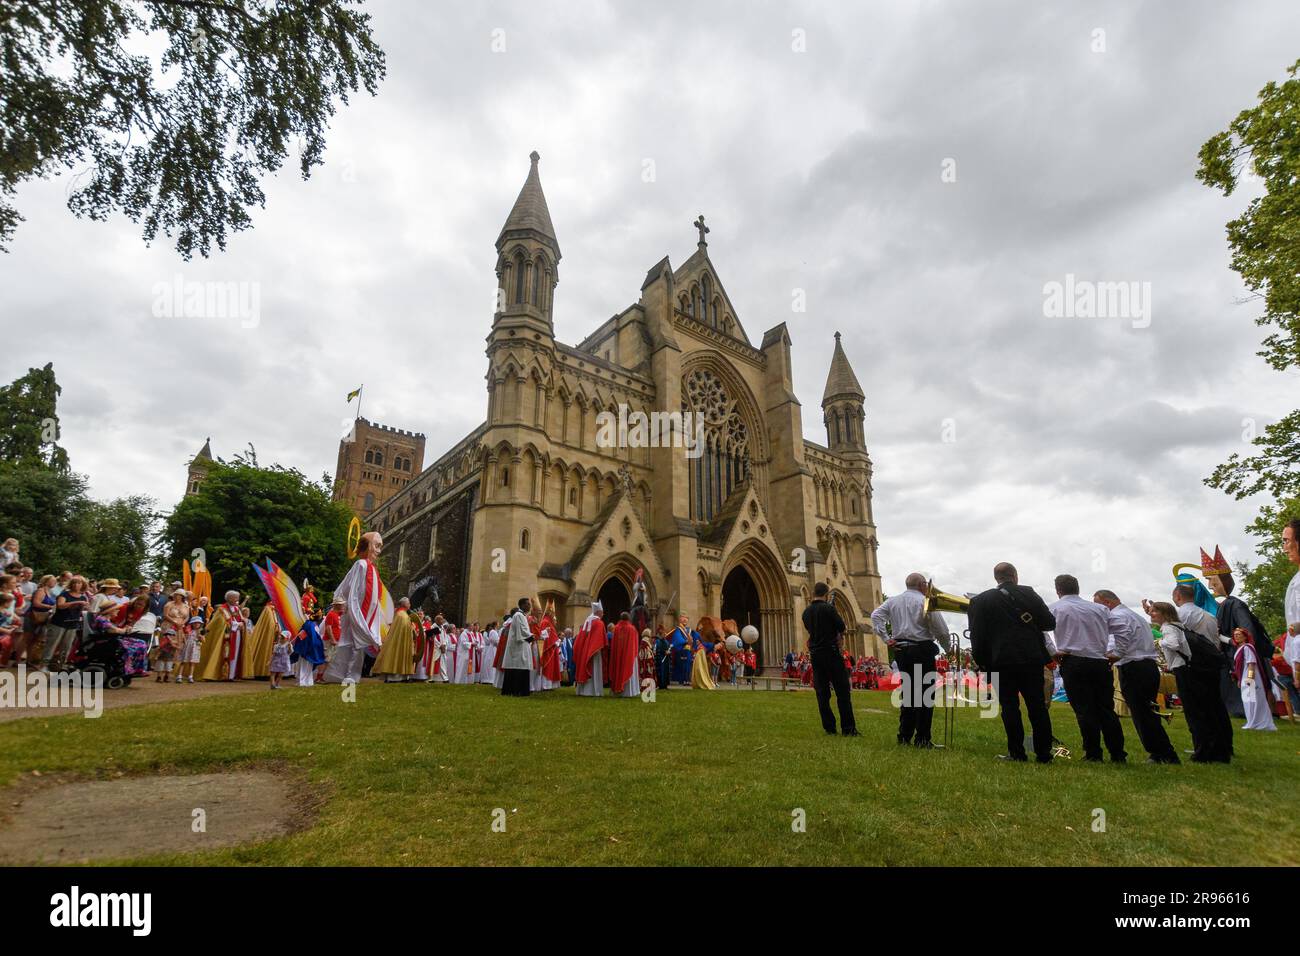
[0, 770, 307, 863]
[0, 675, 265, 722]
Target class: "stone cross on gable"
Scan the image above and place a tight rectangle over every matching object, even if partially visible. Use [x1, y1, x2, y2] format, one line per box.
[694, 215, 709, 247]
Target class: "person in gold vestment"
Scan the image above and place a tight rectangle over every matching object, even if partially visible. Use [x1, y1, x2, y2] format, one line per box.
[198, 591, 247, 681]
[372, 598, 416, 682]
[242, 605, 279, 679]
[690, 635, 716, 690]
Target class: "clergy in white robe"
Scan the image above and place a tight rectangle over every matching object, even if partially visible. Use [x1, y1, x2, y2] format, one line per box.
[1234, 638, 1276, 731]
[452, 628, 474, 684]
[573, 602, 608, 698]
[437, 625, 453, 682]
[479, 626, 500, 685]
[500, 600, 536, 696]
[323, 533, 386, 685]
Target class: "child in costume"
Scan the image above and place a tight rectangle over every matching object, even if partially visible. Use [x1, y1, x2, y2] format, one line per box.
[269, 630, 293, 689]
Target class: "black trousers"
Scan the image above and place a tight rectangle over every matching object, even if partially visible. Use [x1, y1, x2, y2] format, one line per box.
[1179, 666, 1233, 761]
[894, 642, 937, 744]
[500, 668, 531, 696]
[993, 662, 1054, 761]
[1059, 656, 1126, 761]
[656, 657, 670, 689]
[1118, 659, 1178, 762]
[811, 649, 856, 734]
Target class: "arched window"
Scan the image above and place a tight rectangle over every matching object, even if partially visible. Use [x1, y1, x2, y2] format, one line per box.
[373, 451, 384, 467]
[501, 467, 510, 486]
[702, 275, 713, 327]
[532, 258, 542, 305]
[514, 253, 525, 303]
[682, 368, 751, 523]
[568, 487, 577, 506]
[365, 450, 374, 464]
[520, 529, 530, 550]
[363, 492, 375, 511]
[712, 297, 720, 328]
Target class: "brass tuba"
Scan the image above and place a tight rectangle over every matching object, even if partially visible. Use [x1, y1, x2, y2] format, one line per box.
[921, 578, 971, 616]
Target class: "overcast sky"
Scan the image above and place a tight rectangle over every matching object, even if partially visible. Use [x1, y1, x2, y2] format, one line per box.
[4, 0, 1298, 611]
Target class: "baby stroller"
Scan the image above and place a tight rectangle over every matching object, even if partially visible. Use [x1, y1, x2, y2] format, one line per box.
[69, 611, 132, 689]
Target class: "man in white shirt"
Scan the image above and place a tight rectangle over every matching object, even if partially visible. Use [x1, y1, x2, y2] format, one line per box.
[871, 572, 950, 748]
[1095, 590, 1178, 764]
[1281, 519, 1300, 710]
[1050, 574, 1126, 763]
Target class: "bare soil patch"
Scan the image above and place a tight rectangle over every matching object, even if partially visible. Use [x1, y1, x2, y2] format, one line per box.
[0, 765, 320, 863]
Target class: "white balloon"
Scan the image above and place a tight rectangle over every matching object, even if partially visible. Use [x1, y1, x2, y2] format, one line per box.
[741, 625, 759, 645]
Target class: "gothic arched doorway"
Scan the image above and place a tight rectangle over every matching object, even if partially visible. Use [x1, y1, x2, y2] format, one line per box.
[721, 565, 760, 630]
[596, 576, 631, 624]
[720, 539, 794, 672]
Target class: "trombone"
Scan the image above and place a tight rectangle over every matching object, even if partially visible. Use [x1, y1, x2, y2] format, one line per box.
[922, 579, 974, 749]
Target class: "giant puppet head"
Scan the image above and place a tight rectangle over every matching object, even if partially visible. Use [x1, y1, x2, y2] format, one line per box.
[1199, 545, 1233, 599]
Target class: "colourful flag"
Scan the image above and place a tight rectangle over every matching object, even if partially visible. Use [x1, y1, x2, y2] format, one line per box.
[346, 386, 362, 403]
[253, 559, 305, 635]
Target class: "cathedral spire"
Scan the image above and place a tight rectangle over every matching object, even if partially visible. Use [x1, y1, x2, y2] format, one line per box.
[493, 151, 561, 331]
[822, 331, 864, 404]
[496, 150, 559, 256]
[822, 332, 866, 455]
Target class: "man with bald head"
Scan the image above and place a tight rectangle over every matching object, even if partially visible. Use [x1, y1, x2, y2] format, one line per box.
[968, 563, 1057, 762]
[870, 572, 950, 747]
[325, 531, 387, 685]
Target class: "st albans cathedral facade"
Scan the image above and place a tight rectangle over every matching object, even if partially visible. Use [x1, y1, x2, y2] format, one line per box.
[358, 153, 886, 668]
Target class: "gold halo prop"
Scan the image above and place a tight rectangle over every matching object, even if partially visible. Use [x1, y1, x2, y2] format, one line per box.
[347, 517, 362, 559]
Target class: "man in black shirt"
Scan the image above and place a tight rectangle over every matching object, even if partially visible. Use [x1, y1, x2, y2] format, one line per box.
[801, 582, 858, 736]
[968, 562, 1056, 763]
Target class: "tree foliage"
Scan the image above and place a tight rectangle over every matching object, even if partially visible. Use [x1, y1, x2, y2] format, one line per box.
[160, 455, 354, 610]
[0, 460, 157, 581]
[0, 362, 69, 471]
[1, 0, 385, 256]
[1199, 59, 1300, 501]
[0, 363, 156, 580]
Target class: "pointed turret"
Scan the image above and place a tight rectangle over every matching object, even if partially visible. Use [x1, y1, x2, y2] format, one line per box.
[497, 151, 559, 254]
[186, 437, 213, 497]
[822, 332, 866, 456]
[822, 331, 864, 404]
[494, 151, 560, 331]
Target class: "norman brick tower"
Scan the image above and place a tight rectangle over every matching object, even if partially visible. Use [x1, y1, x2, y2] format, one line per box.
[333, 418, 426, 516]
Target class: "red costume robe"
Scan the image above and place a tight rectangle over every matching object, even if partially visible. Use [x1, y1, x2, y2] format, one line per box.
[573, 616, 608, 684]
[541, 621, 563, 683]
[608, 620, 640, 693]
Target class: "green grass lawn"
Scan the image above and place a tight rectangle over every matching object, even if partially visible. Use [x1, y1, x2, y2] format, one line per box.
[3, 682, 1298, 866]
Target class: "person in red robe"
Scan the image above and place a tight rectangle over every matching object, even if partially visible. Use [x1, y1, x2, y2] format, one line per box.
[540, 603, 564, 689]
[608, 611, 641, 698]
[573, 602, 608, 697]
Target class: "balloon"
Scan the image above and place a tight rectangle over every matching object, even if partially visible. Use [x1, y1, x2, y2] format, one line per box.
[725, 635, 742, 653]
[741, 625, 759, 645]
